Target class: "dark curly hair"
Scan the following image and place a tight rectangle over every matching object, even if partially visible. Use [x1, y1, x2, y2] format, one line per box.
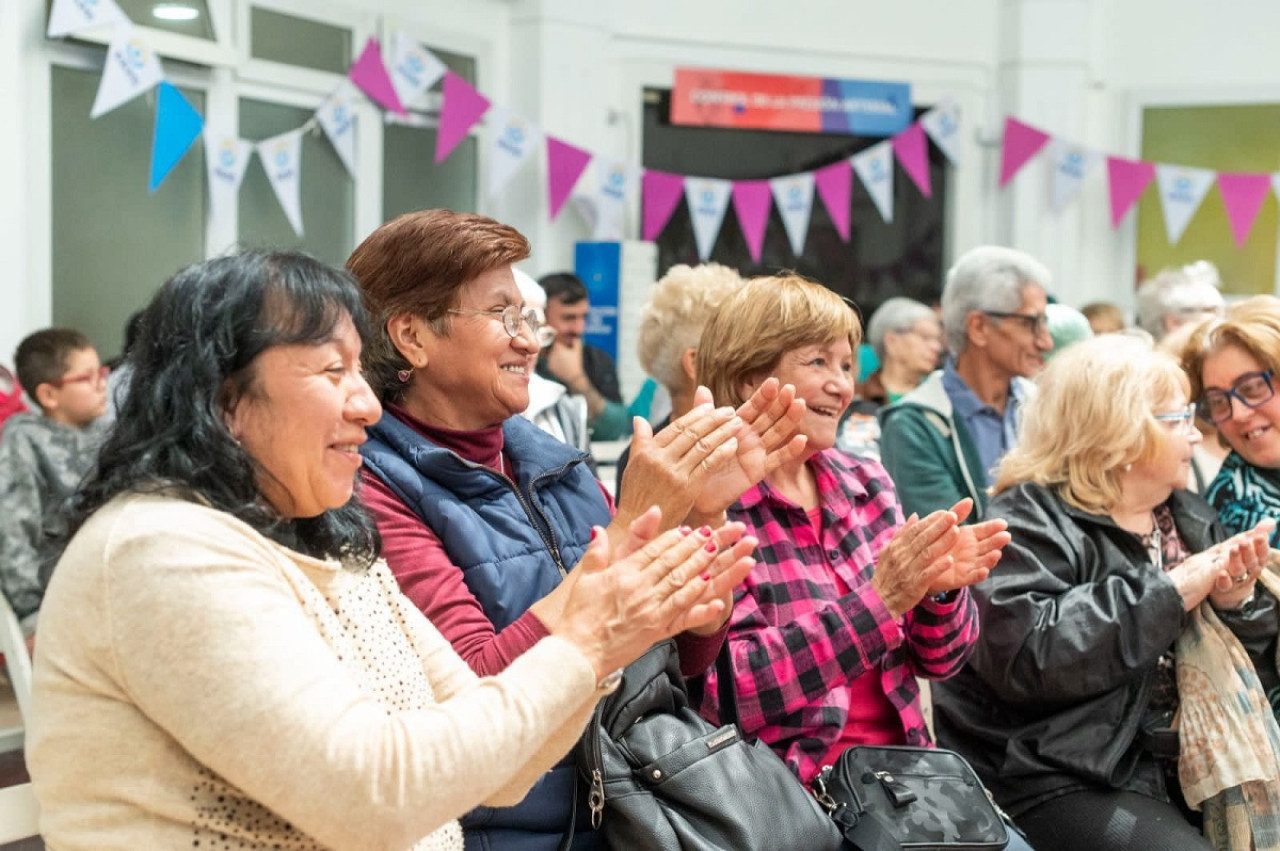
[67, 250, 380, 568]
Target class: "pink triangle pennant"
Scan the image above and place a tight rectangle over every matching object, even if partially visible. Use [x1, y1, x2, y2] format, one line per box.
[814, 160, 852, 242]
[998, 117, 1051, 187]
[642, 170, 686, 242]
[732, 180, 772, 263]
[1218, 172, 1273, 247]
[348, 38, 405, 116]
[546, 136, 593, 220]
[435, 71, 491, 164]
[891, 123, 932, 199]
[1106, 156, 1157, 227]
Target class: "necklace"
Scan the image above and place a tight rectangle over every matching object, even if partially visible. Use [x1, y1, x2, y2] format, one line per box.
[1148, 510, 1163, 572]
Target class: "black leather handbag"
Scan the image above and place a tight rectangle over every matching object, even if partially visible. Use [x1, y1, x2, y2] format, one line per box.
[574, 639, 843, 851]
[812, 745, 1008, 851]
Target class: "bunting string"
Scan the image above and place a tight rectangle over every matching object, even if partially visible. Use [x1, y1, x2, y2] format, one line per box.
[50, 0, 959, 250]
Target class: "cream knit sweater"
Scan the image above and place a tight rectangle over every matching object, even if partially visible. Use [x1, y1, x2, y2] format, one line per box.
[28, 494, 600, 850]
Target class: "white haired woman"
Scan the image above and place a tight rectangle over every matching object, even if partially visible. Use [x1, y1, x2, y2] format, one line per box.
[933, 333, 1280, 851]
[615, 262, 747, 493]
[838, 296, 943, 458]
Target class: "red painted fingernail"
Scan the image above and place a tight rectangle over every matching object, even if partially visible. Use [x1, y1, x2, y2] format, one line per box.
[698, 526, 713, 537]
[589, 528, 598, 541]
[700, 572, 712, 581]
[704, 542, 717, 553]
[679, 525, 692, 535]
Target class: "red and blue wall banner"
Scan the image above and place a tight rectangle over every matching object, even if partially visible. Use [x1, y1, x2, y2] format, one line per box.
[671, 67, 912, 136]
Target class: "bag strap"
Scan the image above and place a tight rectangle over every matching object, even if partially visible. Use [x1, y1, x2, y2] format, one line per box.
[714, 640, 741, 728]
[557, 768, 579, 851]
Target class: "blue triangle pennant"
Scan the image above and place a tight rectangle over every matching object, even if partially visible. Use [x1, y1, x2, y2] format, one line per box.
[149, 81, 204, 192]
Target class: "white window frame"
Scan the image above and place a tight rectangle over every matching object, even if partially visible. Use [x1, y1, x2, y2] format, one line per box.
[49, 0, 237, 68]
[378, 16, 493, 216]
[236, 0, 373, 95]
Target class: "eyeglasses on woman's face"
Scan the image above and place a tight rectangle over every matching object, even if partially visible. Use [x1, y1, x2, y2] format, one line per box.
[49, 364, 110, 388]
[1153, 403, 1197, 434]
[1196, 370, 1275, 423]
[447, 303, 545, 343]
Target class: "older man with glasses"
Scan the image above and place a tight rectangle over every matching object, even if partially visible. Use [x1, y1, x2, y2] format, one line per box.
[879, 245, 1054, 521]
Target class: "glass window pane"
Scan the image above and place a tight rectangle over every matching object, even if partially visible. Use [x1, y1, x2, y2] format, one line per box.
[51, 65, 206, 359]
[238, 98, 354, 267]
[49, 0, 216, 41]
[250, 7, 351, 75]
[383, 125, 477, 221]
[425, 45, 476, 88]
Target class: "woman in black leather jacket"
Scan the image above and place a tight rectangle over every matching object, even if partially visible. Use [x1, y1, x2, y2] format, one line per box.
[933, 334, 1278, 851]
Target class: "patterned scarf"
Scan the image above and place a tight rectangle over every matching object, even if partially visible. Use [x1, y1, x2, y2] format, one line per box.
[1176, 560, 1280, 851]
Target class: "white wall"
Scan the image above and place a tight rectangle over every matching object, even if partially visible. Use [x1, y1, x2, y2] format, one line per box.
[8, 0, 1280, 362]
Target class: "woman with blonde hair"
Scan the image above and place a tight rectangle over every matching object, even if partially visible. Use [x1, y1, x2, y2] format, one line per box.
[693, 273, 1012, 791]
[933, 333, 1279, 851]
[1181, 296, 1280, 542]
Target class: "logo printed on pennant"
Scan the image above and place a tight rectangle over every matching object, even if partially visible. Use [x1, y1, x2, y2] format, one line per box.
[1060, 151, 1084, 179]
[216, 142, 237, 178]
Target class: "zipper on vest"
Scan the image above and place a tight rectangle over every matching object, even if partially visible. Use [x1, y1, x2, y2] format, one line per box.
[477, 458, 580, 578]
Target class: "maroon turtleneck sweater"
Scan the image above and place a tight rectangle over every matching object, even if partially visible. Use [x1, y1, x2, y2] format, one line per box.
[360, 403, 724, 677]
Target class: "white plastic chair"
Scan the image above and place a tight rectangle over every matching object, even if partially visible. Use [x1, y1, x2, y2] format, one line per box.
[0, 595, 32, 753]
[0, 782, 40, 843]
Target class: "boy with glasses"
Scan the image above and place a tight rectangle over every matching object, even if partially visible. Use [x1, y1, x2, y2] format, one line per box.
[0, 328, 108, 640]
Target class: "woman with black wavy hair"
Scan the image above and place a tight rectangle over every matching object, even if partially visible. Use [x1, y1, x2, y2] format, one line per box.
[26, 250, 756, 851]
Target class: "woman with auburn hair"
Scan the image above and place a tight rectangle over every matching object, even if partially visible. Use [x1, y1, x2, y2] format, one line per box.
[692, 275, 1014, 809]
[933, 333, 1280, 851]
[346, 210, 807, 851]
[1181, 296, 1280, 544]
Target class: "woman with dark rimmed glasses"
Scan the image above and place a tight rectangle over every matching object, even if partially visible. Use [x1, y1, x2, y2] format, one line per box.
[1180, 296, 1280, 546]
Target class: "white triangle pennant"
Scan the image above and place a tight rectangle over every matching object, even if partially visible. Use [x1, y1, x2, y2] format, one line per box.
[1272, 173, 1280, 208]
[90, 23, 165, 119]
[769, 172, 816, 256]
[852, 141, 895, 224]
[1156, 163, 1216, 245]
[588, 157, 641, 241]
[684, 178, 733, 261]
[487, 106, 542, 199]
[1048, 140, 1101, 212]
[256, 130, 304, 237]
[388, 31, 447, 110]
[203, 131, 254, 230]
[315, 80, 359, 177]
[48, 0, 128, 38]
[920, 98, 962, 165]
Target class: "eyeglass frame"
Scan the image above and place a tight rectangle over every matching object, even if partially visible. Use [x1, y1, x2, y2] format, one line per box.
[981, 310, 1050, 336]
[48, 364, 110, 388]
[446, 304, 545, 342]
[1153, 403, 1197, 433]
[1196, 370, 1275, 423]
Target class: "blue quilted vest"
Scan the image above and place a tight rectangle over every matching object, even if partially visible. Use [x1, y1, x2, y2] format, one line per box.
[362, 413, 610, 851]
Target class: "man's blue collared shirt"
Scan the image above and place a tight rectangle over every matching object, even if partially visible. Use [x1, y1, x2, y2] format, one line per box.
[941, 359, 1025, 486]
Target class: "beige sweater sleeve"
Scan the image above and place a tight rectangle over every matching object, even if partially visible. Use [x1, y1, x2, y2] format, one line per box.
[98, 502, 600, 851]
[388, 588, 602, 808]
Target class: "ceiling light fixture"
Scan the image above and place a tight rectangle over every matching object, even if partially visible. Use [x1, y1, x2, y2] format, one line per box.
[152, 3, 200, 21]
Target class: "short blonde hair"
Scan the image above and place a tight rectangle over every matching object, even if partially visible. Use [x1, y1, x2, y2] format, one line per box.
[636, 263, 745, 393]
[696, 274, 861, 408]
[1179, 295, 1280, 403]
[993, 334, 1189, 513]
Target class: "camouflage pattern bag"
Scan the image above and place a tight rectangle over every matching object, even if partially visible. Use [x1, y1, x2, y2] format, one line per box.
[812, 745, 1007, 851]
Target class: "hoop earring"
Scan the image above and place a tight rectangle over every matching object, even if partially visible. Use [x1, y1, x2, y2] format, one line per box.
[397, 368, 414, 383]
